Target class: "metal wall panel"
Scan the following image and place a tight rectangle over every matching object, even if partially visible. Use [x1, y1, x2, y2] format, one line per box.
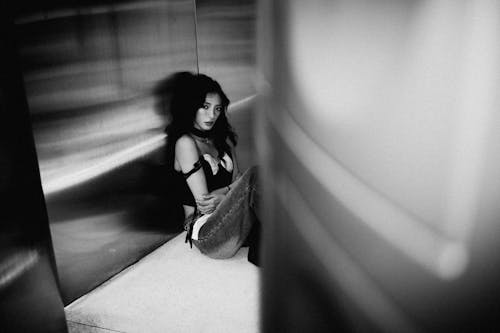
[195, 0, 257, 169]
[14, 0, 198, 304]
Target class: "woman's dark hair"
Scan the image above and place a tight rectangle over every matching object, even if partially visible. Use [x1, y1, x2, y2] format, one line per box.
[155, 72, 237, 168]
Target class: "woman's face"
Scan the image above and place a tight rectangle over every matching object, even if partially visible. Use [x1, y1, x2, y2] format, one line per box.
[193, 93, 223, 131]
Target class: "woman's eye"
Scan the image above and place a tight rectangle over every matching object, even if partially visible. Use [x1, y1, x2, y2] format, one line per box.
[203, 104, 209, 109]
[215, 107, 223, 113]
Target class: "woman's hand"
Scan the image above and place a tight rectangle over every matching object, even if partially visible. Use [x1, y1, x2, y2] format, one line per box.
[196, 192, 225, 215]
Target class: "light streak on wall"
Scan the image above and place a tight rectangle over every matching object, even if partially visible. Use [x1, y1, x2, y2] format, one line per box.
[0, 250, 39, 290]
[41, 94, 255, 195]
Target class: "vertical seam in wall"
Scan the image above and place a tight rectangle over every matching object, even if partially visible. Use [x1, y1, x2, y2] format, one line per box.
[192, 0, 200, 74]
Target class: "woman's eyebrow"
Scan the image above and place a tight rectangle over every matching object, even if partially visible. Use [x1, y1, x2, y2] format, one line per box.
[205, 102, 223, 107]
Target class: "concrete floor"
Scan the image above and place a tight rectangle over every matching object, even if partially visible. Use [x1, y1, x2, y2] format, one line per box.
[65, 232, 260, 333]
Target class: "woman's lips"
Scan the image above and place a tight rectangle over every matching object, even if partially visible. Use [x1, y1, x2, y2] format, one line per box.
[205, 121, 214, 126]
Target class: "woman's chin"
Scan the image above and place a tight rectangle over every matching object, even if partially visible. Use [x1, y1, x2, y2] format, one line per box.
[194, 122, 215, 131]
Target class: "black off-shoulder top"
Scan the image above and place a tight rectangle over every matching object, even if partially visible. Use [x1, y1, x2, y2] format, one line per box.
[174, 150, 233, 207]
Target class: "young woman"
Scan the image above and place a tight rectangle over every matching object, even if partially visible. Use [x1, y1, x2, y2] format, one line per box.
[161, 72, 260, 264]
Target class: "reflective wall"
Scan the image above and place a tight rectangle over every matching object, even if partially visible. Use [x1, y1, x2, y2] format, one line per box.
[196, 0, 257, 169]
[259, 0, 500, 331]
[14, 0, 196, 305]
[14, 0, 256, 306]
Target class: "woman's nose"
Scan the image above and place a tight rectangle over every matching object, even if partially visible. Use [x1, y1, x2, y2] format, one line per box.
[207, 108, 216, 119]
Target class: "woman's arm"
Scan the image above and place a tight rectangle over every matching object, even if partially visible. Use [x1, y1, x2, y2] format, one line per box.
[196, 142, 240, 214]
[175, 135, 209, 202]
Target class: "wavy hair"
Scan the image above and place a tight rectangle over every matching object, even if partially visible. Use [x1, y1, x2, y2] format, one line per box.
[155, 72, 237, 168]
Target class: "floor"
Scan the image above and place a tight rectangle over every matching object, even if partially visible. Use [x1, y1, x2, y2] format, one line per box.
[65, 232, 260, 333]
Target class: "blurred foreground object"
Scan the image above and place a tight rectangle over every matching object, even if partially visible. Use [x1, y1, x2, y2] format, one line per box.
[0, 11, 67, 333]
[258, 1, 500, 332]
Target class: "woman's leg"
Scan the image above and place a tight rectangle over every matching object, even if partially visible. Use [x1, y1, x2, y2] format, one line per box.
[192, 166, 259, 259]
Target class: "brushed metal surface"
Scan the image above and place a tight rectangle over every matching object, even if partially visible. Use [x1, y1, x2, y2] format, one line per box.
[196, 0, 256, 103]
[14, 0, 198, 304]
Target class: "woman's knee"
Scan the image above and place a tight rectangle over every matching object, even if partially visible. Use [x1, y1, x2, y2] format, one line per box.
[239, 165, 259, 186]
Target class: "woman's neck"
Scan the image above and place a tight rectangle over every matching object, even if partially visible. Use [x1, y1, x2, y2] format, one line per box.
[191, 127, 214, 143]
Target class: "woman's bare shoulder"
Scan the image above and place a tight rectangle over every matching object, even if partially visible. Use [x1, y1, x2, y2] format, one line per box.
[174, 135, 199, 170]
[175, 134, 197, 152]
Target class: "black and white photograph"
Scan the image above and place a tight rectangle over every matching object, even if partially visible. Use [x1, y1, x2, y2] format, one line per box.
[1, 1, 500, 332]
